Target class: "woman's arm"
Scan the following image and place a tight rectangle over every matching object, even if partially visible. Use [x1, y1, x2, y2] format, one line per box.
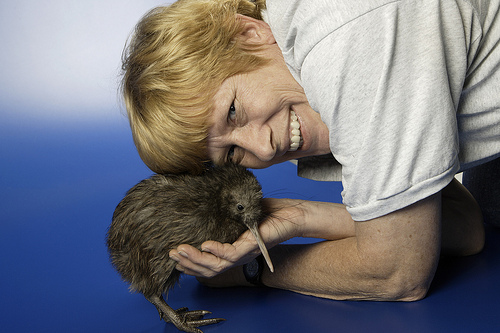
[261, 180, 485, 300]
[258, 193, 442, 301]
[170, 180, 484, 301]
[170, 195, 440, 301]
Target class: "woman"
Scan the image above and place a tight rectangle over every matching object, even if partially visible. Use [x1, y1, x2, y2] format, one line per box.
[121, 0, 499, 301]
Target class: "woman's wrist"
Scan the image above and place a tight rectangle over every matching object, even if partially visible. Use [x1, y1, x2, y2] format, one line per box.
[300, 200, 355, 240]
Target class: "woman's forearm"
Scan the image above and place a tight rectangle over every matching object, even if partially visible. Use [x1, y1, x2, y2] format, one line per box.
[262, 239, 378, 300]
[180, 195, 444, 301]
[260, 194, 442, 301]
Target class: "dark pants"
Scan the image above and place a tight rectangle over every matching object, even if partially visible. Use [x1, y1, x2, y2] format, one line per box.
[463, 157, 500, 227]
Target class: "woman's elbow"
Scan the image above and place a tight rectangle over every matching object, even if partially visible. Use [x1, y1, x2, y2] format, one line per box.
[359, 254, 437, 302]
[387, 277, 431, 302]
[370, 271, 432, 302]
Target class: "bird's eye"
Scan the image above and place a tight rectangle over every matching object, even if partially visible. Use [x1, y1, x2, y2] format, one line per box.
[237, 204, 244, 211]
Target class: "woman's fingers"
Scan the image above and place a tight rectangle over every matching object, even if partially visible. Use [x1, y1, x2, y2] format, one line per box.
[201, 240, 243, 259]
[168, 233, 263, 278]
[169, 243, 238, 278]
[203, 231, 262, 261]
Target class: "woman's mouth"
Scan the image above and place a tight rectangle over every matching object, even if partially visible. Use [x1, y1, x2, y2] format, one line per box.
[288, 110, 303, 152]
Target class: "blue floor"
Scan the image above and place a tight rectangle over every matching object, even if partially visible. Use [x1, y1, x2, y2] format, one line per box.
[1, 115, 499, 333]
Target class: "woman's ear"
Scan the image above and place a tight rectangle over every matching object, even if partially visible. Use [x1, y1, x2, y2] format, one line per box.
[235, 14, 276, 45]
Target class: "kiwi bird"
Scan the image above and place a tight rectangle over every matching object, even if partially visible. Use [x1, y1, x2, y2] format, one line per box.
[107, 163, 273, 333]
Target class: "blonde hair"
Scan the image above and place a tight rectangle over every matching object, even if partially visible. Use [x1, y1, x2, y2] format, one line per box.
[121, 0, 267, 174]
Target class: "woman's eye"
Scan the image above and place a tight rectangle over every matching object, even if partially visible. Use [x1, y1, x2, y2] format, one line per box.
[228, 102, 236, 121]
[227, 145, 236, 162]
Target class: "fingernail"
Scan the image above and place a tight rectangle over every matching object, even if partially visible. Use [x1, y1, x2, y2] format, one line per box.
[176, 264, 184, 272]
[169, 252, 179, 261]
[178, 251, 189, 258]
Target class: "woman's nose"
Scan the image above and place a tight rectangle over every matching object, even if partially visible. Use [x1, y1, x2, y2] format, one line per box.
[236, 125, 275, 162]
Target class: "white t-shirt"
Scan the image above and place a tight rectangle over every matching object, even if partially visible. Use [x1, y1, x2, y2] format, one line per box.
[266, 0, 500, 221]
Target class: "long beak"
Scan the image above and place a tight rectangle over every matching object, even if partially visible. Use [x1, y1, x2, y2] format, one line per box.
[247, 225, 274, 273]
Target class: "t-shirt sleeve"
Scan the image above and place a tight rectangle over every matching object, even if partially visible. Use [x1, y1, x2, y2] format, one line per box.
[300, 0, 473, 221]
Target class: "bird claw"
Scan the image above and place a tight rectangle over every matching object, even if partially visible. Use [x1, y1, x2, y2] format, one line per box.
[176, 307, 218, 322]
[148, 295, 224, 333]
[163, 307, 225, 333]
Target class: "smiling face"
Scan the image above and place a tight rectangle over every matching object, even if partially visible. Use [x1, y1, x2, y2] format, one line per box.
[207, 43, 331, 169]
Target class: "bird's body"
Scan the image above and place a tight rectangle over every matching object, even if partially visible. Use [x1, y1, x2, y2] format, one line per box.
[107, 164, 271, 333]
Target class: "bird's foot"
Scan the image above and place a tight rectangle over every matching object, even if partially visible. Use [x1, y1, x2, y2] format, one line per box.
[162, 307, 225, 333]
[147, 295, 224, 333]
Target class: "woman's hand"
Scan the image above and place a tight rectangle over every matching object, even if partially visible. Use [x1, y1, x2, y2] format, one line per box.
[168, 198, 305, 278]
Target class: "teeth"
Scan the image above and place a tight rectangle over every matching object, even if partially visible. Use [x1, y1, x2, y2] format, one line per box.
[288, 111, 303, 152]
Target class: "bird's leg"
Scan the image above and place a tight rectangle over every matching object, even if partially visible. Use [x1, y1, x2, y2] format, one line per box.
[146, 295, 225, 333]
